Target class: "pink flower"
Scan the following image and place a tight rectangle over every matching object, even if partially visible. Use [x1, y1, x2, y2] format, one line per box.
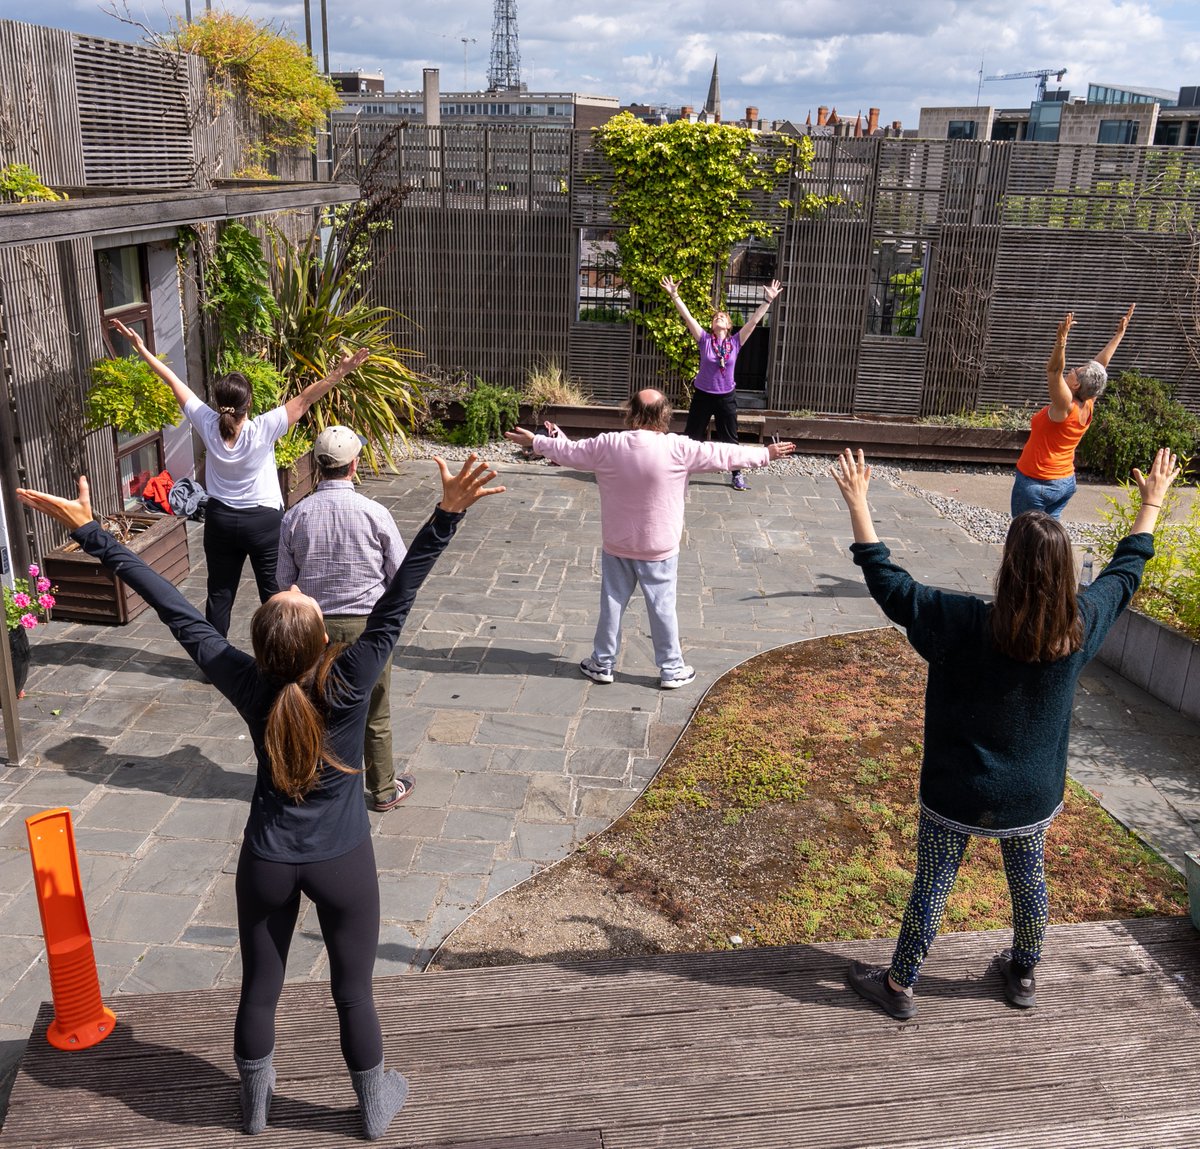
[18, 613, 37, 629]
[27, 564, 39, 578]
[36, 578, 51, 593]
[38, 594, 55, 611]
[12, 592, 30, 609]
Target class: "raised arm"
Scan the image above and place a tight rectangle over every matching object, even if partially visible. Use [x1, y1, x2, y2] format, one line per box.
[283, 348, 371, 428]
[1129, 447, 1181, 536]
[108, 318, 197, 411]
[16, 477, 247, 683]
[660, 276, 705, 343]
[738, 280, 783, 343]
[1094, 303, 1135, 368]
[1046, 312, 1076, 419]
[830, 448, 879, 544]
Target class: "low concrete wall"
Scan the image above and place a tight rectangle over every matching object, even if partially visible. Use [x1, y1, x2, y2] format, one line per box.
[1097, 609, 1200, 722]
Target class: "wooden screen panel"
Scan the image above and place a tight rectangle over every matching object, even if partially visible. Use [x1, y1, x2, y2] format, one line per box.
[567, 322, 633, 403]
[0, 22, 87, 187]
[72, 36, 196, 188]
[0, 239, 117, 560]
[380, 205, 572, 389]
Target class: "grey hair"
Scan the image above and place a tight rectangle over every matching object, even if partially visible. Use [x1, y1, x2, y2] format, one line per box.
[1074, 360, 1108, 400]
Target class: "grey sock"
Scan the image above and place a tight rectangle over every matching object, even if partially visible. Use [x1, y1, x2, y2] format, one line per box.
[350, 1061, 410, 1141]
[234, 1050, 275, 1135]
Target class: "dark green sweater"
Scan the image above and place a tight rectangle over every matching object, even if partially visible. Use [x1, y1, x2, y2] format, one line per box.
[850, 534, 1153, 835]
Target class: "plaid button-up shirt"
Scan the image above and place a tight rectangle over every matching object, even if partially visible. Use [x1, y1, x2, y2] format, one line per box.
[276, 480, 406, 615]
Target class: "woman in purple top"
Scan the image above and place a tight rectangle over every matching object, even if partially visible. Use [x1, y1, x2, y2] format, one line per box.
[661, 274, 783, 491]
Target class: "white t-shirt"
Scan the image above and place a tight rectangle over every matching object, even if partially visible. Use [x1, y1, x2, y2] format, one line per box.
[185, 397, 289, 509]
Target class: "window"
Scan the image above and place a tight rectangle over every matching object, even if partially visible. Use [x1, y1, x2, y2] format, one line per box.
[95, 244, 164, 510]
[1098, 119, 1139, 145]
[866, 239, 927, 338]
[576, 228, 628, 321]
[947, 119, 977, 140]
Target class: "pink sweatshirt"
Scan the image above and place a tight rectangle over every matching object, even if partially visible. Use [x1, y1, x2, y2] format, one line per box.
[534, 430, 770, 561]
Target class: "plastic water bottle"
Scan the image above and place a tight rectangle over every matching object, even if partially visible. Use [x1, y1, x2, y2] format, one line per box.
[1080, 550, 1094, 587]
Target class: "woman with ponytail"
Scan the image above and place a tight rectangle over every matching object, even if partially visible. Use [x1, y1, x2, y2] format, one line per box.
[18, 457, 505, 1140]
[829, 445, 1179, 1022]
[109, 317, 368, 636]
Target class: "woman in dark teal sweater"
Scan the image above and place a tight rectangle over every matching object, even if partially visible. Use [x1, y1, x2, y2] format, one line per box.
[830, 446, 1180, 1021]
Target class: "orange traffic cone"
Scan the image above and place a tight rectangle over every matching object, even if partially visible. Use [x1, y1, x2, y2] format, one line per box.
[25, 808, 116, 1050]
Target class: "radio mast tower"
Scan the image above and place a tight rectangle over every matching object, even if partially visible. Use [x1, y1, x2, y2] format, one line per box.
[487, 0, 522, 92]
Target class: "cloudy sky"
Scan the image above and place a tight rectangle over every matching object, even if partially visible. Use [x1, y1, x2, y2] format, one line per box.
[16, 0, 1200, 127]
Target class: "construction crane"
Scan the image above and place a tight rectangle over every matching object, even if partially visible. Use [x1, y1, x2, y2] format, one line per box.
[983, 67, 1068, 103]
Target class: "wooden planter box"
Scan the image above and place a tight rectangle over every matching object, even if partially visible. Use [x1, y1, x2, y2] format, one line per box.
[42, 513, 191, 625]
[434, 402, 1027, 465]
[278, 452, 316, 509]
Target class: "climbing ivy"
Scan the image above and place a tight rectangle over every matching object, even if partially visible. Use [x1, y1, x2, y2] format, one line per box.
[592, 113, 833, 383]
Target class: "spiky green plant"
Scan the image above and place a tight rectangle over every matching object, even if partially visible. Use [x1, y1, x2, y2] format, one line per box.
[268, 230, 422, 471]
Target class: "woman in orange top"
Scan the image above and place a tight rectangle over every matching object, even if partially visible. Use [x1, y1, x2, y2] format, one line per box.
[1011, 305, 1135, 519]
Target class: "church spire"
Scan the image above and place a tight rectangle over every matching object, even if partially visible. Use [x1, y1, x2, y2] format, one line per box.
[704, 55, 721, 122]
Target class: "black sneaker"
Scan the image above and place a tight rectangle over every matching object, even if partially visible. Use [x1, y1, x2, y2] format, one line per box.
[846, 961, 916, 1020]
[999, 950, 1036, 1009]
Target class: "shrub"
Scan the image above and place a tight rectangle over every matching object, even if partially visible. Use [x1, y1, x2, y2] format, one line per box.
[1087, 484, 1200, 640]
[86, 356, 181, 435]
[462, 382, 520, 446]
[1077, 370, 1200, 483]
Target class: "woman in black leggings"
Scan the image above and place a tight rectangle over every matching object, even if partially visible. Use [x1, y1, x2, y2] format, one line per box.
[18, 457, 504, 1139]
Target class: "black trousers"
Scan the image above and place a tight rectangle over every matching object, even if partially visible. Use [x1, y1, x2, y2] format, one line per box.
[234, 837, 383, 1070]
[202, 500, 283, 637]
[684, 389, 740, 462]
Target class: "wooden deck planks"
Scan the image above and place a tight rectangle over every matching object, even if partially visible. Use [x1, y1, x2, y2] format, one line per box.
[1, 918, 1198, 1148]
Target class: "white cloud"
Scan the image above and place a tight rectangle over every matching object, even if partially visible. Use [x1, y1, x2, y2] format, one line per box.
[11, 0, 1200, 128]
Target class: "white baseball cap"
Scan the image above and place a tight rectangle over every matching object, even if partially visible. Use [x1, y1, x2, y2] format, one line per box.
[313, 425, 364, 467]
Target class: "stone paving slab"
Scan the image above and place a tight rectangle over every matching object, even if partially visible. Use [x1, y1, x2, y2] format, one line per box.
[1, 460, 1199, 1125]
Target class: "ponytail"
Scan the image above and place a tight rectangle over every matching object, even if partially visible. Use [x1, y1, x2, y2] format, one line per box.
[251, 598, 355, 801]
[214, 372, 253, 444]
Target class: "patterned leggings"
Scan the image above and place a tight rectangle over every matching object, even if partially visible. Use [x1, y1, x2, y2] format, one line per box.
[889, 811, 1049, 988]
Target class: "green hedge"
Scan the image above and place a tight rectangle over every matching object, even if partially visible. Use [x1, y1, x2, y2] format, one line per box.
[1077, 370, 1200, 483]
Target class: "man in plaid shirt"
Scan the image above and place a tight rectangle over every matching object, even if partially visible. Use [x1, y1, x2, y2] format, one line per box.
[276, 426, 413, 811]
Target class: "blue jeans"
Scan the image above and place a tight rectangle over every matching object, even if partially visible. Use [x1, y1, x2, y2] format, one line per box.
[1010, 469, 1076, 519]
[591, 551, 686, 676]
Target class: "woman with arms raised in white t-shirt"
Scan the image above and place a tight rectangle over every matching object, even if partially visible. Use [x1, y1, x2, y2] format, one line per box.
[109, 318, 367, 636]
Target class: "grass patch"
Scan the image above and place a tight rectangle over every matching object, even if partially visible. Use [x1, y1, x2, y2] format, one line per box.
[581, 629, 1186, 950]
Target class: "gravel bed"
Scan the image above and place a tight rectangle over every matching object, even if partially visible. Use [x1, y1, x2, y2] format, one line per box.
[394, 437, 1094, 548]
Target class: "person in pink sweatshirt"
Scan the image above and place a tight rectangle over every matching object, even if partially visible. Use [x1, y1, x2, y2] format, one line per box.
[505, 389, 795, 689]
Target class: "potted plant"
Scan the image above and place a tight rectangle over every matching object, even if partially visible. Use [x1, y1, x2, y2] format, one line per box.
[2, 564, 56, 696]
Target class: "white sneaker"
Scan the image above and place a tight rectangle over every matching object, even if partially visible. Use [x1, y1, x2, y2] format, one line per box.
[579, 657, 614, 684]
[660, 666, 696, 689]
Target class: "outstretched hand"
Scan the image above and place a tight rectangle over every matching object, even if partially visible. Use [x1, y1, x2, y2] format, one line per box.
[830, 447, 871, 504]
[660, 275, 681, 298]
[504, 427, 536, 449]
[434, 455, 505, 513]
[767, 439, 795, 460]
[1132, 447, 1181, 506]
[830, 448, 879, 545]
[16, 475, 94, 530]
[108, 317, 148, 353]
[1115, 302, 1136, 336]
[763, 280, 783, 304]
[330, 348, 371, 379]
[1056, 312, 1075, 344]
